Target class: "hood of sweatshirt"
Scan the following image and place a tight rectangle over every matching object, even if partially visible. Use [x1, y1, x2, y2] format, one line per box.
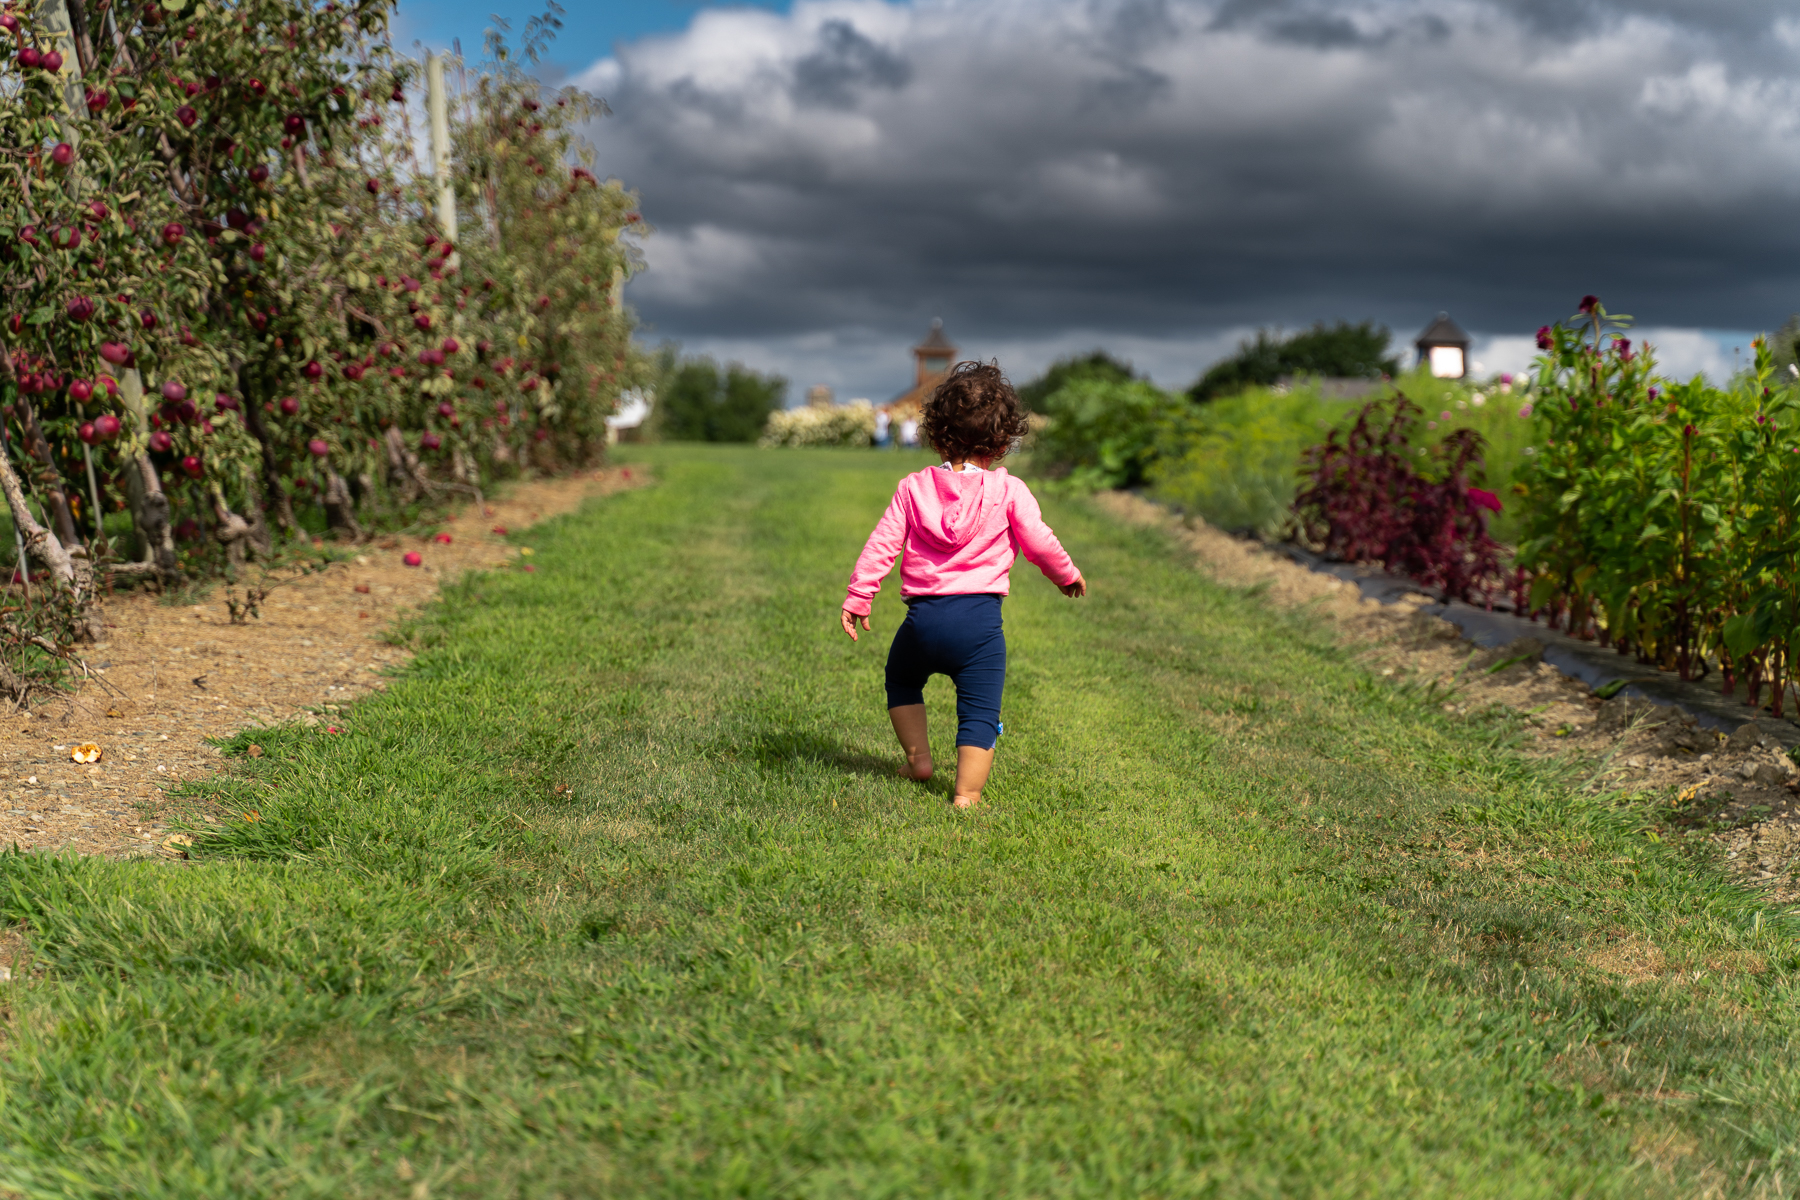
[908, 466, 1007, 551]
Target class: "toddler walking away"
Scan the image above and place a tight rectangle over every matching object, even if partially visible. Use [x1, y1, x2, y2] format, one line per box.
[840, 362, 1086, 810]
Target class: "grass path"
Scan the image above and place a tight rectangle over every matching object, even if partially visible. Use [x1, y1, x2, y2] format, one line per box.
[2, 445, 1797, 1197]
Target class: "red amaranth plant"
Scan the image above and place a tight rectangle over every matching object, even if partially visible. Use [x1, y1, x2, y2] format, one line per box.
[1293, 392, 1505, 604]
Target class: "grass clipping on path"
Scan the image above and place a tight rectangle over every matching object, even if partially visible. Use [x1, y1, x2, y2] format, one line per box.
[0, 445, 1797, 1198]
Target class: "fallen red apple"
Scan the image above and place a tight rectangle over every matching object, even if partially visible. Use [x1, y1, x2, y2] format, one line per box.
[433, 532, 452, 544]
[65, 296, 95, 321]
[402, 551, 422, 567]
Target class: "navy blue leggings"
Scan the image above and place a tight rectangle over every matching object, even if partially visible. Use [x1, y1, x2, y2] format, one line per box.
[885, 593, 1006, 750]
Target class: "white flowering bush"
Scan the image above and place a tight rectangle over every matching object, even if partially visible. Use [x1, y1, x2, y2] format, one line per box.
[759, 403, 876, 448]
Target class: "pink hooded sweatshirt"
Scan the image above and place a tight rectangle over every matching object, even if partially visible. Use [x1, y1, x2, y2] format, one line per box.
[843, 466, 1080, 616]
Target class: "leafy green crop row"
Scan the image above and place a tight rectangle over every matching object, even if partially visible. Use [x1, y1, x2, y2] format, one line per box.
[1516, 302, 1800, 712]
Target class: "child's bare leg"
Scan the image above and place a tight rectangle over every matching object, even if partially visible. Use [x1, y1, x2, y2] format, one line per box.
[888, 704, 932, 780]
[951, 745, 995, 809]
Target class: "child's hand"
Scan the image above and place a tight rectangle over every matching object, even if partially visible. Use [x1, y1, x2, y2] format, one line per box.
[841, 608, 871, 641]
[1060, 573, 1087, 598]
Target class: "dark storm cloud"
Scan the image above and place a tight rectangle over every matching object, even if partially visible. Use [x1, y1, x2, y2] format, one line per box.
[580, 0, 1800, 372]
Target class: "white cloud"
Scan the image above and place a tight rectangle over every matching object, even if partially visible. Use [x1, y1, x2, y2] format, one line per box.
[584, 0, 1800, 396]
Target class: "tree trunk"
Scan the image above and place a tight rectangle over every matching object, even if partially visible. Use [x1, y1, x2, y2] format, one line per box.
[0, 443, 76, 588]
[19, 403, 83, 552]
[321, 468, 363, 540]
[122, 454, 178, 578]
[209, 484, 268, 573]
[239, 380, 297, 532]
[384, 425, 426, 502]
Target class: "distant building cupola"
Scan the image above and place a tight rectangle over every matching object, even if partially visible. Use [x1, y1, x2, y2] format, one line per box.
[1415, 312, 1470, 380]
[914, 319, 956, 388]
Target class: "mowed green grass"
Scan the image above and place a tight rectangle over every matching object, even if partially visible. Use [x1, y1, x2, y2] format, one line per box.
[3, 444, 1799, 1198]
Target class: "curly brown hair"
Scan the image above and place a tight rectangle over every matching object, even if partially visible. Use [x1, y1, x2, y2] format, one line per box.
[919, 361, 1029, 463]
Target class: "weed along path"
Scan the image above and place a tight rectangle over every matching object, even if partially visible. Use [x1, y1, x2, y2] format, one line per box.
[1, 445, 1796, 1197]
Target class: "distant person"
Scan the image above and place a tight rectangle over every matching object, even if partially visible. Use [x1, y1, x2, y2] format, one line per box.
[840, 362, 1087, 810]
[873, 408, 891, 448]
[899, 416, 919, 449]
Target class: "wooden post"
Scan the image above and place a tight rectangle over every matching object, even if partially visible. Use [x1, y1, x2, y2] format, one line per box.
[426, 52, 458, 268]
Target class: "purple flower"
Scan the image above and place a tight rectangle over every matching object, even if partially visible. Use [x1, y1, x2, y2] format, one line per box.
[1518, 403, 1534, 418]
[1614, 337, 1632, 362]
[1536, 325, 1553, 351]
[1500, 373, 1513, 385]
[1578, 295, 1600, 314]
[1647, 387, 1659, 402]
[1467, 487, 1502, 514]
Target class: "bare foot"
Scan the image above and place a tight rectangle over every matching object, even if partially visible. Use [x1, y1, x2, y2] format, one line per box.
[952, 793, 980, 810]
[899, 751, 933, 781]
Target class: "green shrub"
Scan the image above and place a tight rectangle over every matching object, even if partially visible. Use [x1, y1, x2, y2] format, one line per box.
[760, 404, 877, 448]
[655, 358, 786, 443]
[1151, 369, 1538, 540]
[1030, 377, 1187, 490]
[1188, 321, 1400, 401]
[1017, 351, 1137, 410]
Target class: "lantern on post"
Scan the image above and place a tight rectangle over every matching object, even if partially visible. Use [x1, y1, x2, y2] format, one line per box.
[1415, 312, 1470, 379]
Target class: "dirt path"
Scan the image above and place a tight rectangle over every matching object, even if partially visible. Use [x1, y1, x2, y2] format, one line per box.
[1096, 493, 1800, 900]
[0, 466, 645, 860]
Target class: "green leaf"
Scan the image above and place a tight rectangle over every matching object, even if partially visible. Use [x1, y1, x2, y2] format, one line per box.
[26, 307, 52, 326]
[1594, 679, 1629, 700]
[1723, 611, 1761, 657]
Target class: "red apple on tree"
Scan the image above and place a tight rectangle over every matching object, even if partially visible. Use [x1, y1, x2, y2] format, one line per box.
[99, 342, 130, 365]
[160, 222, 185, 246]
[149, 431, 173, 453]
[94, 414, 121, 440]
[49, 142, 73, 167]
[279, 396, 299, 416]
